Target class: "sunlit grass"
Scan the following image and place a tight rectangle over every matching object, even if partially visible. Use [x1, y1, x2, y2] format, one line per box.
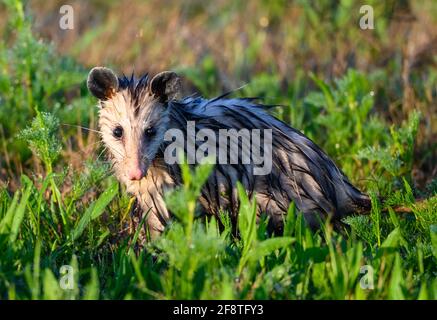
[0, 0, 436, 300]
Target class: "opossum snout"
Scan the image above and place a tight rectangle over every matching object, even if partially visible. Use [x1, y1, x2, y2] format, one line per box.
[128, 167, 144, 181]
[125, 153, 147, 181]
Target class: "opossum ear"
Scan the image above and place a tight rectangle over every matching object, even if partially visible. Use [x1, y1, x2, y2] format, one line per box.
[150, 71, 181, 102]
[87, 67, 119, 101]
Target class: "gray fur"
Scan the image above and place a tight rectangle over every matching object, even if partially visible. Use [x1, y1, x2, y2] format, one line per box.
[89, 68, 371, 238]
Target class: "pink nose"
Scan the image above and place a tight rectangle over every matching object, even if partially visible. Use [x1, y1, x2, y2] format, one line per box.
[128, 167, 143, 181]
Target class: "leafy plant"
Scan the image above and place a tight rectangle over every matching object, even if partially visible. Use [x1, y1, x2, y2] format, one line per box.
[0, 0, 436, 301]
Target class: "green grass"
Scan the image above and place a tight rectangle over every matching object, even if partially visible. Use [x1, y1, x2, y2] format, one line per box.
[0, 0, 436, 300]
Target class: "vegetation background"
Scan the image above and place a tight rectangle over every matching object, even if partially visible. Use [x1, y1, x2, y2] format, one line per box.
[0, 0, 436, 299]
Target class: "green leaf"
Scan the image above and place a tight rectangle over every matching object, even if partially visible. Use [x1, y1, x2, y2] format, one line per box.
[237, 183, 257, 250]
[388, 254, 405, 300]
[430, 225, 437, 260]
[43, 269, 62, 300]
[283, 202, 296, 237]
[249, 237, 294, 262]
[71, 181, 118, 241]
[9, 176, 32, 244]
[387, 207, 400, 228]
[381, 227, 401, 249]
[83, 268, 100, 300]
[0, 189, 19, 234]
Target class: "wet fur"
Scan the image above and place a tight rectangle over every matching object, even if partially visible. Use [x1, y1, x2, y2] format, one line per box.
[95, 71, 371, 239]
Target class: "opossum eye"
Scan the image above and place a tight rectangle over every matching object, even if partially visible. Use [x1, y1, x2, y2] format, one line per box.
[144, 127, 156, 137]
[113, 126, 123, 139]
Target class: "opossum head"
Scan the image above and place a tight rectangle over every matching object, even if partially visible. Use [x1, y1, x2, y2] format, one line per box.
[87, 67, 181, 185]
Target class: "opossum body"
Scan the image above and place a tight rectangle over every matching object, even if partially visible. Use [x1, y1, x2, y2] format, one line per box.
[87, 67, 371, 238]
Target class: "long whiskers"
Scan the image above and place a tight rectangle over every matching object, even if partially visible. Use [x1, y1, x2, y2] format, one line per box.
[109, 147, 125, 159]
[61, 123, 103, 134]
[97, 146, 110, 161]
[80, 140, 102, 151]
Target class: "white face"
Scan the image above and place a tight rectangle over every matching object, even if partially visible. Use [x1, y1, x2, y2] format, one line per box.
[98, 91, 170, 185]
[87, 67, 181, 185]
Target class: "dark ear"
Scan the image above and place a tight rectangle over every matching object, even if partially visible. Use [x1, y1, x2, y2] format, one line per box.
[87, 67, 119, 100]
[150, 71, 181, 101]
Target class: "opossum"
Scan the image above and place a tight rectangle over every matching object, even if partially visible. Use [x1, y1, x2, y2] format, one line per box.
[87, 67, 371, 239]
